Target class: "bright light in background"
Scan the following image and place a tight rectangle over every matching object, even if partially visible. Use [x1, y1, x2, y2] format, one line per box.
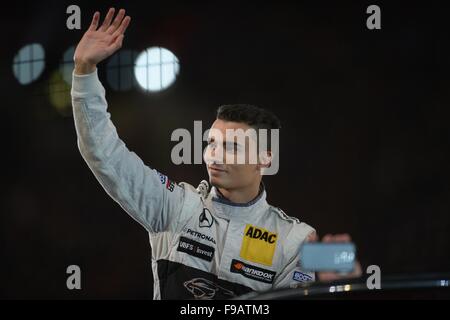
[12, 43, 45, 85]
[134, 47, 180, 92]
[107, 49, 138, 91]
[59, 46, 75, 85]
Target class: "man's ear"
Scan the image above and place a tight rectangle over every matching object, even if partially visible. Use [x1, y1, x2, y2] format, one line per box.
[258, 150, 272, 168]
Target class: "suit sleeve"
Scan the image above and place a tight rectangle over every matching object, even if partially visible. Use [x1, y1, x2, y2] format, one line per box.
[71, 69, 186, 233]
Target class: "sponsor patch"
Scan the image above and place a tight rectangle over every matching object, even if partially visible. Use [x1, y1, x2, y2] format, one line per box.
[199, 208, 214, 228]
[239, 224, 277, 266]
[177, 237, 215, 262]
[230, 259, 276, 284]
[293, 271, 313, 283]
[157, 172, 167, 184]
[166, 179, 175, 192]
[157, 172, 175, 192]
[184, 278, 235, 299]
[183, 228, 216, 244]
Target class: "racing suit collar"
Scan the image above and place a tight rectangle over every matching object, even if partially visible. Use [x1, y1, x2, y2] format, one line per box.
[209, 183, 268, 220]
[210, 182, 268, 219]
[212, 183, 265, 207]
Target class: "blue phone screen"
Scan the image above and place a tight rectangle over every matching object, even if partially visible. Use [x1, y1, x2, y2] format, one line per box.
[299, 243, 356, 272]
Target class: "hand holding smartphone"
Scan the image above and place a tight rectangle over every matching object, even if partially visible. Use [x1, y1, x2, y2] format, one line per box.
[299, 242, 356, 273]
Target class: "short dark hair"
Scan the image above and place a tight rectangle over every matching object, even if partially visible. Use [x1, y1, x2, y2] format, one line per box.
[216, 104, 281, 151]
[216, 104, 281, 131]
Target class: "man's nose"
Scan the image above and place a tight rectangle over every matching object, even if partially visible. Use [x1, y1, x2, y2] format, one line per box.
[211, 146, 223, 161]
[205, 145, 224, 164]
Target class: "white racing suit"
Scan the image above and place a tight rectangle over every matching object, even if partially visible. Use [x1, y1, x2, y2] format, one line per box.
[71, 70, 316, 299]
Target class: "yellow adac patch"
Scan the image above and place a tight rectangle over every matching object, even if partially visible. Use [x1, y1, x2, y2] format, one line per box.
[240, 224, 278, 266]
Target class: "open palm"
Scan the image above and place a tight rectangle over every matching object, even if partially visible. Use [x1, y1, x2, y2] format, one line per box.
[74, 8, 131, 67]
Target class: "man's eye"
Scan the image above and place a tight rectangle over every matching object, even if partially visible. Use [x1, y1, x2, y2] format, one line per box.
[224, 143, 238, 152]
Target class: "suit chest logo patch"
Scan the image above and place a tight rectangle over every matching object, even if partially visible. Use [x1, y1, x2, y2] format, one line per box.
[177, 237, 215, 262]
[239, 224, 277, 266]
[199, 208, 213, 228]
[230, 259, 276, 284]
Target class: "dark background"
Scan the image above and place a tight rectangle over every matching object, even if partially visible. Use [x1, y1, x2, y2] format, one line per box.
[1, 0, 449, 299]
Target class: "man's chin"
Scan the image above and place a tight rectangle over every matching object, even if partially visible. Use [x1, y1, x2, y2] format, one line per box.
[209, 177, 220, 188]
[209, 176, 226, 189]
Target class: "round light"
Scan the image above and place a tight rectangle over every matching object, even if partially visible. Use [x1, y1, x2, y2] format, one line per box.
[12, 43, 45, 85]
[134, 47, 179, 92]
[59, 46, 75, 85]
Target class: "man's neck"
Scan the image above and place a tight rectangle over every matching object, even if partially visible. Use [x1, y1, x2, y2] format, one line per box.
[217, 182, 262, 204]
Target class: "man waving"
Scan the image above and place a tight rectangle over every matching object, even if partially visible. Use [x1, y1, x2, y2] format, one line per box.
[72, 8, 360, 300]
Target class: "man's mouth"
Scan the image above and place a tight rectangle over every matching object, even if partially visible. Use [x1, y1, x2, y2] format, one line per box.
[208, 166, 227, 173]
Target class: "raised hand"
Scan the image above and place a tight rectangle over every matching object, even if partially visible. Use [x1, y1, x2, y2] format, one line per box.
[317, 233, 363, 282]
[74, 8, 131, 74]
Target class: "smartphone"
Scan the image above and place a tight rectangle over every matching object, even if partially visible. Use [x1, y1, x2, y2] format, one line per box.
[299, 243, 356, 273]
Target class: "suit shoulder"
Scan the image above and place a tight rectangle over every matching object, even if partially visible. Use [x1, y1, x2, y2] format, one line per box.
[270, 206, 301, 224]
[270, 206, 315, 236]
[178, 181, 196, 192]
[177, 182, 202, 207]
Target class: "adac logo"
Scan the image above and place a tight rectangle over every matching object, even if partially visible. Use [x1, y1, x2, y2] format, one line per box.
[199, 208, 213, 228]
[240, 225, 278, 266]
[245, 226, 277, 243]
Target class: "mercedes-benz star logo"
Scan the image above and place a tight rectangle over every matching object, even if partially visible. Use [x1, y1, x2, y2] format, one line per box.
[199, 208, 213, 228]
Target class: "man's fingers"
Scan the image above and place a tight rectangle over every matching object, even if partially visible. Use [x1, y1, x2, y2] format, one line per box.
[88, 12, 100, 31]
[306, 231, 318, 243]
[322, 234, 333, 242]
[108, 34, 124, 52]
[322, 233, 351, 243]
[112, 16, 131, 37]
[99, 8, 115, 31]
[333, 234, 351, 242]
[107, 9, 126, 34]
[352, 260, 363, 277]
